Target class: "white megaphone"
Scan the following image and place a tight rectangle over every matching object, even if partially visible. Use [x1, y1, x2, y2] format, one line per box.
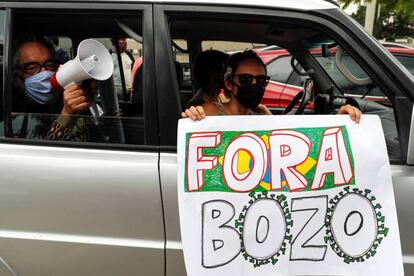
[50, 39, 113, 91]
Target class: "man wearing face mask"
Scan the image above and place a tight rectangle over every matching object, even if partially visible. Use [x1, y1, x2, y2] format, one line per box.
[13, 35, 90, 141]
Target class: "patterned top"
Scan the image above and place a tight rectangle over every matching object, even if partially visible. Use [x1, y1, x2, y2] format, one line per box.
[47, 116, 88, 142]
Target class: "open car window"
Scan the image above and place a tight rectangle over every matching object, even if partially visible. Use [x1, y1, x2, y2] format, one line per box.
[168, 12, 401, 159]
[7, 10, 150, 146]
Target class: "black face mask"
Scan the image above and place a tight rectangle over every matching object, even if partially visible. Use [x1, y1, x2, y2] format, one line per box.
[234, 83, 265, 109]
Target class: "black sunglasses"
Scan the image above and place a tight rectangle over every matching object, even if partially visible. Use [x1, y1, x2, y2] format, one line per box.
[232, 74, 270, 87]
[17, 59, 59, 76]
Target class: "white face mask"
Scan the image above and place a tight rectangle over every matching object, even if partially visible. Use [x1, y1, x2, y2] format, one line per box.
[24, 70, 59, 105]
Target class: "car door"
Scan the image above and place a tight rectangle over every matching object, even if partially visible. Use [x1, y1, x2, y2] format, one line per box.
[155, 2, 414, 275]
[0, 3, 163, 276]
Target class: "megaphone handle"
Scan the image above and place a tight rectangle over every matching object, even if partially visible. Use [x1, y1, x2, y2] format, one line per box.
[64, 81, 79, 90]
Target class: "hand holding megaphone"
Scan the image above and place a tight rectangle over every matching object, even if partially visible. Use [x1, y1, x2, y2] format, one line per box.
[50, 39, 113, 91]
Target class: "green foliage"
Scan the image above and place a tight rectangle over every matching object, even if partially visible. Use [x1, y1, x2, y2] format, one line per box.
[342, 0, 414, 39]
[338, 0, 371, 10]
[350, 5, 366, 26]
[375, 8, 414, 39]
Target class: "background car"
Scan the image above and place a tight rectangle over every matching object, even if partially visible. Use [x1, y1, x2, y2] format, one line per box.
[258, 45, 414, 110]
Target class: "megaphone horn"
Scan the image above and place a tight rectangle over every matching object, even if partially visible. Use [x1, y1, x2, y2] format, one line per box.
[50, 39, 114, 91]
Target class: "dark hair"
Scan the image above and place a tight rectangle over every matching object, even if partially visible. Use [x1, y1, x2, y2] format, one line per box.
[226, 50, 267, 79]
[13, 34, 56, 66]
[193, 50, 229, 88]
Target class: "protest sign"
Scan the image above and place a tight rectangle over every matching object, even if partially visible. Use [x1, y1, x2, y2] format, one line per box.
[177, 115, 403, 276]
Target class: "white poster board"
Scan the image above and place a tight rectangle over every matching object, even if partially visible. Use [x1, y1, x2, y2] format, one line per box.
[177, 115, 403, 276]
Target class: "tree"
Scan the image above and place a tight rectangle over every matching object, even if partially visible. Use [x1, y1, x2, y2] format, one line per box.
[375, 3, 414, 40]
[342, 0, 414, 39]
[338, 0, 370, 10]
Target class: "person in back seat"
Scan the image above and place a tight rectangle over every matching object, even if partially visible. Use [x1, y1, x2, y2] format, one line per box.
[131, 60, 182, 116]
[187, 50, 229, 108]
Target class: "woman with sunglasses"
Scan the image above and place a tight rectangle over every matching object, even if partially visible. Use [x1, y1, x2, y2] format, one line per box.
[182, 50, 361, 122]
[183, 50, 272, 119]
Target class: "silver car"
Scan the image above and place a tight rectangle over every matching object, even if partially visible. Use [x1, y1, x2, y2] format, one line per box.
[0, 0, 412, 275]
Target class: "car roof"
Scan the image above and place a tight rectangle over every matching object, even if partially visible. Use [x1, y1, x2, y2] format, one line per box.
[33, 0, 340, 11]
[381, 42, 413, 49]
[386, 47, 414, 55]
[154, 0, 339, 10]
[256, 49, 290, 63]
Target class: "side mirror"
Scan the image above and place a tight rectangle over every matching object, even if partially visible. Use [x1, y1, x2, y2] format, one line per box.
[407, 104, 414, 165]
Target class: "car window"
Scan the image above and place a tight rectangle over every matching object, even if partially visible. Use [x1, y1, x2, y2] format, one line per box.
[167, 14, 401, 159]
[266, 56, 293, 83]
[173, 39, 191, 89]
[314, 50, 390, 100]
[312, 47, 399, 157]
[394, 55, 414, 75]
[7, 10, 150, 146]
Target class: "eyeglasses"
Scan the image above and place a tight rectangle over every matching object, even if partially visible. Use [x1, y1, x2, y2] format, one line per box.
[232, 74, 270, 87]
[17, 60, 59, 76]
